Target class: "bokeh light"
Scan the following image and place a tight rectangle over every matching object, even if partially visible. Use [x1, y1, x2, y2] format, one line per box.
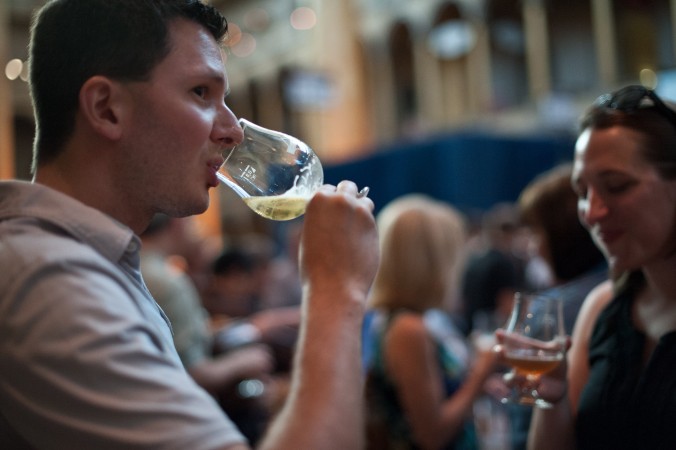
[5, 58, 23, 81]
[244, 7, 270, 32]
[224, 22, 242, 47]
[290, 7, 317, 31]
[640, 68, 657, 89]
[231, 32, 257, 57]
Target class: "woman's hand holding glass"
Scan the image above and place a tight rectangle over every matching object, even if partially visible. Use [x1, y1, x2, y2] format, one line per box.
[496, 292, 567, 409]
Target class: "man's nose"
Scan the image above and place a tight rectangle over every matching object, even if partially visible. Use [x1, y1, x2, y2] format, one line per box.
[213, 104, 243, 148]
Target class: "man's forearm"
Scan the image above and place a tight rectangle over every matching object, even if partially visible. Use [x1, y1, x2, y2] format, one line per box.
[256, 289, 365, 450]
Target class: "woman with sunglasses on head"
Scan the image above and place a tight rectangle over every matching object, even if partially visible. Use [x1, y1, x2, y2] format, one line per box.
[526, 85, 676, 449]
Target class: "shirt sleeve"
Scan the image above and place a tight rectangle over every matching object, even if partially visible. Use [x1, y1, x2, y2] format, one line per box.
[0, 259, 246, 450]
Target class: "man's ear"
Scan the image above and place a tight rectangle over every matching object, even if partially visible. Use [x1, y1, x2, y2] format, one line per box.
[79, 76, 127, 141]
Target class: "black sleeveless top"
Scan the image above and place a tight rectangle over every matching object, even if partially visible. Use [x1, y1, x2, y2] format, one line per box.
[576, 286, 676, 449]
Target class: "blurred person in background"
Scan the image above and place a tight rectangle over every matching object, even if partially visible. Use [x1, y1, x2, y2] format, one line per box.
[460, 202, 527, 335]
[362, 194, 499, 450]
[202, 245, 265, 319]
[0, 1, 379, 449]
[205, 245, 300, 373]
[140, 215, 276, 444]
[258, 221, 303, 310]
[505, 162, 608, 449]
[524, 85, 676, 449]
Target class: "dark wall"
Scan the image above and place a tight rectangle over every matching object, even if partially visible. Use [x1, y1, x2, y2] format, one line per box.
[324, 130, 576, 216]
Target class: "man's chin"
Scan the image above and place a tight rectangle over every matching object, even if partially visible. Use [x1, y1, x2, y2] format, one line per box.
[187, 201, 209, 217]
[163, 199, 209, 218]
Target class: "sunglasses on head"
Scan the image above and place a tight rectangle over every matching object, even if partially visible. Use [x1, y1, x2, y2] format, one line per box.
[594, 85, 676, 128]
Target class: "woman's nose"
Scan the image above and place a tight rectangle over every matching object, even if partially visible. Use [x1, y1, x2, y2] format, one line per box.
[579, 188, 608, 226]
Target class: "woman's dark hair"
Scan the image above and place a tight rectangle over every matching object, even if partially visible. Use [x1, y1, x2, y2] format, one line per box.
[29, 0, 228, 172]
[519, 163, 606, 282]
[580, 101, 676, 181]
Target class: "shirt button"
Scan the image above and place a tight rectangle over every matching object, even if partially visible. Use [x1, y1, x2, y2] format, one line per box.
[127, 240, 139, 253]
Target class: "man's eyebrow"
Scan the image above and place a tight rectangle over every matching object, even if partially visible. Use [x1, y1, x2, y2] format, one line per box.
[193, 65, 225, 83]
[205, 72, 226, 84]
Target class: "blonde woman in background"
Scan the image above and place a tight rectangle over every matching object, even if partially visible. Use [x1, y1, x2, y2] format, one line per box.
[363, 194, 499, 450]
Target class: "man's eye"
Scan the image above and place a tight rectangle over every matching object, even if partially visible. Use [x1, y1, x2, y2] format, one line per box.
[193, 86, 207, 98]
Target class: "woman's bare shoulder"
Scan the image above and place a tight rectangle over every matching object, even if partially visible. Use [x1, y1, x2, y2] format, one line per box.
[576, 279, 614, 331]
[568, 279, 614, 411]
[388, 311, 426, 338]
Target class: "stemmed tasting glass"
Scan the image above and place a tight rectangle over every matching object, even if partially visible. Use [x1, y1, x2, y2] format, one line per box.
[216, 119, 325, 221]
[500, 292, 565, 409]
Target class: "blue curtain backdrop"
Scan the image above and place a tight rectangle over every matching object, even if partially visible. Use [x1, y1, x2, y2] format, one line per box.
[323, 131, 576, 216]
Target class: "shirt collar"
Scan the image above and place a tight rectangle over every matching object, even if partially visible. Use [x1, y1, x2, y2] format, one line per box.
[0, 180, 137, 264]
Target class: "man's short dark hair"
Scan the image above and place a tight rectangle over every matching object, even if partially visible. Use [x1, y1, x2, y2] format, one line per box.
[28, 0, 228, 173]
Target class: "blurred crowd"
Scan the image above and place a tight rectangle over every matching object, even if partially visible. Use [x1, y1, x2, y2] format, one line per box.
[136, 159, 609, 449]
[140, 215, 304, 445]
[6, 1, 673, 448]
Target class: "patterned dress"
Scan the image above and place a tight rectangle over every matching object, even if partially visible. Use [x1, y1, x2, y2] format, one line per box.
[363, 308, 477, 449]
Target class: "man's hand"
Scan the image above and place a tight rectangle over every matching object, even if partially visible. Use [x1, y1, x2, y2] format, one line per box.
[299, 180, 379, 306]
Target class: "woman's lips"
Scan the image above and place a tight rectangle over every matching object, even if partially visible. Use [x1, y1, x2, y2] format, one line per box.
[597, 228, 623, 246]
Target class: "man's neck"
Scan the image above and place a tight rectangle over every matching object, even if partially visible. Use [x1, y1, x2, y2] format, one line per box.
[34, 161, 150, 235]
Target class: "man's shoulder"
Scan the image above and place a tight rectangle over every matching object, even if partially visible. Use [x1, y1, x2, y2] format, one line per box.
[0, 181, 135, 267]
[0, 214, 128, 311]
[0, 227, 118, 314]
[0, 215, 103, 267]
